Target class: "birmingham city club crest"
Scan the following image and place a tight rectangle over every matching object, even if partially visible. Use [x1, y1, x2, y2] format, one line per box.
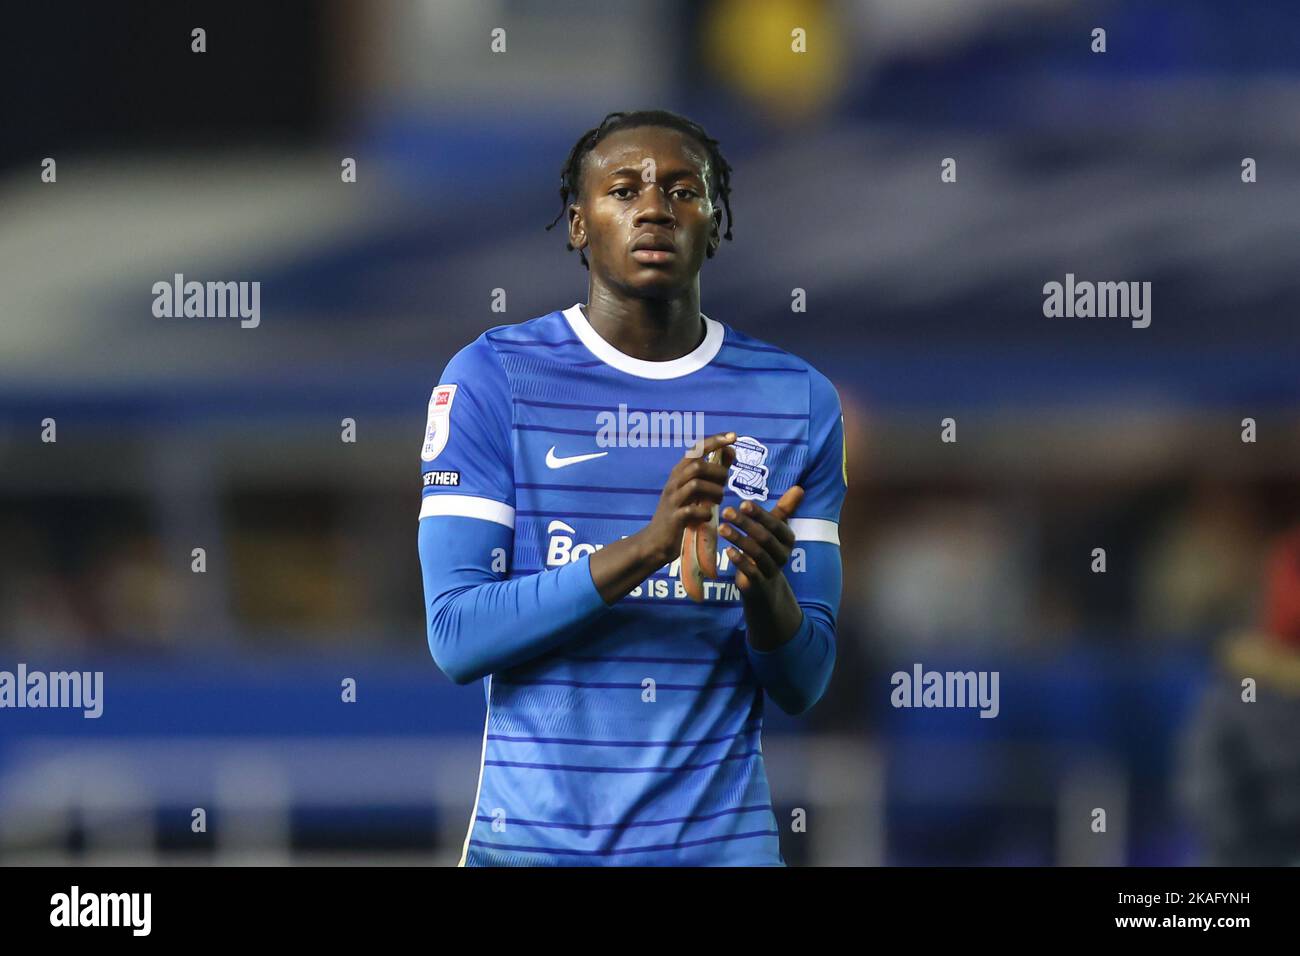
[727, 436, 769, 501]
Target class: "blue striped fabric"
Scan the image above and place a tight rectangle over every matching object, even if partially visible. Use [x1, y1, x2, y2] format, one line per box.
[423, 305, 844, 865]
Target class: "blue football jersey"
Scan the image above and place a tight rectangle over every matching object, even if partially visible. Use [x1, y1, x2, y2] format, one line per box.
[419, 302, 846, 865]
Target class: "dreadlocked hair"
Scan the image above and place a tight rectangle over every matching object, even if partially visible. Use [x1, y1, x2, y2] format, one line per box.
[544, 109, 734, 268]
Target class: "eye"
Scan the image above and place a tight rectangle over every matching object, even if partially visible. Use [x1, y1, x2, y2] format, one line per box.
[610, 186, 635, 199]
[672, 188, 698, 200]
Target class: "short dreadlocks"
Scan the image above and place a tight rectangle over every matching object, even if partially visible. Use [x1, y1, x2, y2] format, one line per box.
[545, 109, 734, 268]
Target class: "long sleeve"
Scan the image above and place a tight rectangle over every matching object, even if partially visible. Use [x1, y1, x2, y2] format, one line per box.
[416, 333, 612, 684]
[419, 515, 611, 684]
[747, 560, 840, 715]
[745, 366, 846, 715]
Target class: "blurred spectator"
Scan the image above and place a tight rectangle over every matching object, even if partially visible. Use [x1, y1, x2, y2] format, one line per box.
[1138, 484, 1263, 642]
[1179, 526, 1300, 865]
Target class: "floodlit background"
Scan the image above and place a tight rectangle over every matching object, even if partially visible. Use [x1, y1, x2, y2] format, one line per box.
[2, 0, 1300, 865]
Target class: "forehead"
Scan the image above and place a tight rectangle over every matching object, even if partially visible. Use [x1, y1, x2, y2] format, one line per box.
[581, 126, 711, 184]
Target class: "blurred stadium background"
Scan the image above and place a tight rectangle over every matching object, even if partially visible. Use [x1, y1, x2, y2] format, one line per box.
[3, 0, 1300, 865]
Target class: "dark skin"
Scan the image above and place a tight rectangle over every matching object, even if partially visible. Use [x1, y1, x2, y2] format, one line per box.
[567, 126, 716, 360]
[571, 126, 805, 652]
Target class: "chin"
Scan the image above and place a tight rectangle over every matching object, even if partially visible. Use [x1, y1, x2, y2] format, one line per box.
[623, 271, 692, 299]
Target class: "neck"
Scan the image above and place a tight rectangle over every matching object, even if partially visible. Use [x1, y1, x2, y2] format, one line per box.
[583, 282, 704, 362]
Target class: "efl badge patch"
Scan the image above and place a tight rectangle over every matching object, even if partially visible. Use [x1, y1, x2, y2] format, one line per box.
[727, 435, 770, 501]
[420, 384, 457, 462]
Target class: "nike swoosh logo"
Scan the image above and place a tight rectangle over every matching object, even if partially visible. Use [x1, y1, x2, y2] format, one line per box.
[545, 447, 609, 469]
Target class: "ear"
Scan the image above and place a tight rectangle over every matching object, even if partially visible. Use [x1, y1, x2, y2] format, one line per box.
[567, 203, 588, 254]
[705, 205, 722, 258]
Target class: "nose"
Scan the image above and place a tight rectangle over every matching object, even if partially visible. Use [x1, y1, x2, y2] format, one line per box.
[633, 184, 675, 227]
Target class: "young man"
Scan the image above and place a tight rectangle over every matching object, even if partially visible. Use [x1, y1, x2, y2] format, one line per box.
[418, 110, 845, 865]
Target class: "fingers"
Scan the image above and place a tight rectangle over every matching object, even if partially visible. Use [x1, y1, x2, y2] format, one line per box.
[676, 456, 730, 488]
[673, 477, 726, 510]
[717, 487, 804, 584]
[770, 486, 804, 523]
[670, 456, 729, 507]
[671, 434, 737, 507]
[724, 547, 759, 590]
[732, 499, 797, 549]
[676, 501, 717, 524]
[718, 515, 781, 578]
[684, 431, 737, 461]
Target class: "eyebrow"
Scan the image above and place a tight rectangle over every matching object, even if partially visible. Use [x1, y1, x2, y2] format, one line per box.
[602, 165, 707, 184]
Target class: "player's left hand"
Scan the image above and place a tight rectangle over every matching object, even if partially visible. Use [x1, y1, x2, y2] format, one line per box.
[718, 486, 804, 596]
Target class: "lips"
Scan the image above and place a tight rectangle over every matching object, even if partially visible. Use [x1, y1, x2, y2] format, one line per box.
[631, 233, 676, 253]
[631, 233, 678, 267]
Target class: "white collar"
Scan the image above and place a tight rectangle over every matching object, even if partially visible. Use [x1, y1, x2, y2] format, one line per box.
[562, 302, 723, 380]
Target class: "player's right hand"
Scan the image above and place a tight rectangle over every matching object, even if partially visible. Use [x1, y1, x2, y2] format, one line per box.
[641, 432, 737, 567]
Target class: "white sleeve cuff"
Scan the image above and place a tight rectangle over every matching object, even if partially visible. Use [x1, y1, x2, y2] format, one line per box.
[419, 494, 515, 528]
[788, 518, 839, 545]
